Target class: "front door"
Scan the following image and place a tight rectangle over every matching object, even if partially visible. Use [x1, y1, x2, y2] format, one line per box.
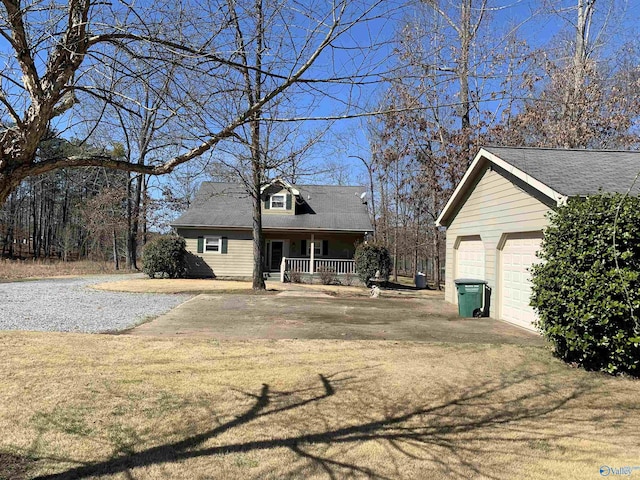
[269, 241, 284, 271]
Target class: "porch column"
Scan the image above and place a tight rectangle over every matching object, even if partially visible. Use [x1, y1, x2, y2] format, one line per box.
[309, 233, 315, 274]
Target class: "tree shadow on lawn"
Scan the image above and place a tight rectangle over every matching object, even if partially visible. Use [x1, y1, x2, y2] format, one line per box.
[0, 452, 33, 480]
[382, 281, 424, 291]
[32, 372, 594, 480]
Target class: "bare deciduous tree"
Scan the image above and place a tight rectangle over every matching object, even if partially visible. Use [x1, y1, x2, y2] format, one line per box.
[491, 0, 640, 149]
[0, 0, 386, 202]
[0, 0, 391, 287]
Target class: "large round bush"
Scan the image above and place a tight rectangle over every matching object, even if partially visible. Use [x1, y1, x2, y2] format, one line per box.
[530, 194, 640, 376]
[142, 235, 188, 279]
[354, 243, 391, 285]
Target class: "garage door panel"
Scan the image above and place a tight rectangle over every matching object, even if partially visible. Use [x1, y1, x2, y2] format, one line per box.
[455, 238, 485, 280]
[500, 233, 542, 330]
[455, 238, 485, 305]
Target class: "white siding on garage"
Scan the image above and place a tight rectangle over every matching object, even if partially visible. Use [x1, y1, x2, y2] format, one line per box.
[444, 165, 550, 318]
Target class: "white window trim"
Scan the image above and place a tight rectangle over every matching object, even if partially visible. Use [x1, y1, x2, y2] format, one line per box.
[205, 236, 222, 253]
[308, 241, 323, 257]
[270, 194, 286, 209]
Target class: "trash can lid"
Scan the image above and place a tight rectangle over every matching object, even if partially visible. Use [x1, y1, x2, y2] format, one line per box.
[454, 278, 488, 285]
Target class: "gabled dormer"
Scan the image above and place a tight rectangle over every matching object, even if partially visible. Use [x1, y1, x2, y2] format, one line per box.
[261, 178, 300, 215]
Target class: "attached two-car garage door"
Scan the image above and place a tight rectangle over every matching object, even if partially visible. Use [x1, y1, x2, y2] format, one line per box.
[499, 233, 543, 330]
[455, 233, 542, 330]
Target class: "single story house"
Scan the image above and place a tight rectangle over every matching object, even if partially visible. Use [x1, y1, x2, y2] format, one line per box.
[436, 146, 640, 331]
[172, 179, 373, 280]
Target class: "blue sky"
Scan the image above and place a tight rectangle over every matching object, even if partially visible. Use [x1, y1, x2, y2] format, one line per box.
[297, 0, 640, 187]
[2, 0, 639, 200]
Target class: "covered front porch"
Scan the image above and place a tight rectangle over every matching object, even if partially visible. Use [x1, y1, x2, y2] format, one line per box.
[263, 231, 361, 282]
[279, 257, 357, 282]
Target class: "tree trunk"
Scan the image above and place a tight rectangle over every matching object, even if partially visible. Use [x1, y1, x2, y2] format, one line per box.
[252, 168, 265, 290]
[458, 0, 472, 165]
[126, 174, 143, 270]
[433, 226, 441, 290]
[368, 165, 377, 239]
[4, 192, 16, 257]
[561, 0, 595, 147]
[112, 229, 119, 270]
[251, 0, 266, 290]
[378, 174, 388, 247]
[126, 175, 134, 269]
[414, 214, 420, 277]
[393, 157, 399, 282]
[142, 177, 148, 246]
[132, 174, 143, 269]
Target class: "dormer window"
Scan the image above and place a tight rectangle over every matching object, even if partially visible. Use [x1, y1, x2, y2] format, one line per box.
[270, 194, 286, 209]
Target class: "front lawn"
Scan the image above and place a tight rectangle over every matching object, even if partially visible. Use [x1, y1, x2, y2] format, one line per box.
[90, 276, 441, 298]
[1, 333, 638, 479]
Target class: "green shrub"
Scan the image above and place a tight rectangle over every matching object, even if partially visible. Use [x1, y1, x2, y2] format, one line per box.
[530, 193, 640, 376]
[142, 235, 188, 279]
[354, 243, 391, 285]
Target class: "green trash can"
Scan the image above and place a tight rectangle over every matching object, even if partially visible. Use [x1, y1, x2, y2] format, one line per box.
[454, 279, 490, 318]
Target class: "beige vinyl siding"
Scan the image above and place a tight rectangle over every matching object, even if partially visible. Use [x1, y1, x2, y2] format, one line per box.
[263, 187, 295, 215]
[177, 228, 253, 278]
[444, 166, 551, 316]
[178, 228, 364, 278]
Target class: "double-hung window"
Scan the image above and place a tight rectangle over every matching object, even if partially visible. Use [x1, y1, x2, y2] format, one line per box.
[307, 241, 323, 257]
[270, 194, 285, 209]
[205, 236, 221, 253]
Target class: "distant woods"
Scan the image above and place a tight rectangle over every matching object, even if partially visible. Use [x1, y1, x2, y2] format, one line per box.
[0, 135, 150, 269]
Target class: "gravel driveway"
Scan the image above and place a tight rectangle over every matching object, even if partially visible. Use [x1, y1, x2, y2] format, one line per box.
[0, 275, 191, 333]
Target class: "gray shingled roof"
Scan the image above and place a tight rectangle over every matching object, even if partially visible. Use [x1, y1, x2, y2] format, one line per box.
[172, 182, 373, 232]
[484, 146, 640, 196]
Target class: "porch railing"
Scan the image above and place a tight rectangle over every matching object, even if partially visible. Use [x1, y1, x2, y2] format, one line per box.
[285, 257, 311, 276]
[280, 257, 356, 282]
[315, 259, 356, 275]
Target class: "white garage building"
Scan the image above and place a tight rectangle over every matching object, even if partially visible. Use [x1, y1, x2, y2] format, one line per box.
[436, 146, 640, 331]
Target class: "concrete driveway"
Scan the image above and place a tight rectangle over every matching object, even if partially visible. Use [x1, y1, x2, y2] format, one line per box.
[127, 290, 543, 345]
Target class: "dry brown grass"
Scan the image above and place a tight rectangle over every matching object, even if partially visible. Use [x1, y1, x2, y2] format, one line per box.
[91, 277, 441, 298]
[91, 277, 370, 296]
[92, 277, 260, 294]
[0, 259, 128, 281]
[1, 333, 639, 479]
